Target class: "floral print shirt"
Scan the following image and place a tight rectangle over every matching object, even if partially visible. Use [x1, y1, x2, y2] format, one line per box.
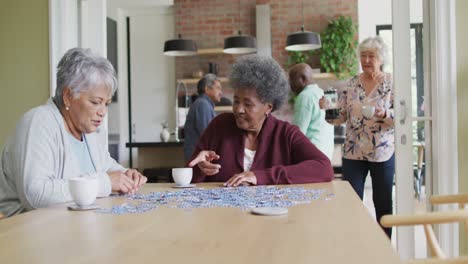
[330, 74, 394, 162]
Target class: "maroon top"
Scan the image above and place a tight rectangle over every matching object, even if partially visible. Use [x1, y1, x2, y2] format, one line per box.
[189, 113, 334, 185]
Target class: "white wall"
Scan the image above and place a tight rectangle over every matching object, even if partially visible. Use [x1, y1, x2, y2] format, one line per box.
[106, 0, 174, 167]
[107, 0, 173, 19]
[129, 11, 175, 142]
[358, 0, 423, 42]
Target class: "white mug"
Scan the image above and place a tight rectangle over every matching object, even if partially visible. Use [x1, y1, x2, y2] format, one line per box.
[68, 177, 99, 207]
[361, 105, 375, 119]
[172, 168, 193, 186]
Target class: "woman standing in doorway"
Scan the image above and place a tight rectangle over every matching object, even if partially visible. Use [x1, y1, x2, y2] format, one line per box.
[320, 36, 395, 238]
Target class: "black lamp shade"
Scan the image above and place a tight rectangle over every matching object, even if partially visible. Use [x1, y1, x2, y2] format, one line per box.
[163, 38, 197, 56]
[223, 34, 257, 54]
[285, 31, 321, 51]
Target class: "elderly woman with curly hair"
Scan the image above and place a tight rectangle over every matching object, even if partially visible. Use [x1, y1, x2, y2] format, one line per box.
[188, 55, 333, 187]
[0, 48, 147, 217]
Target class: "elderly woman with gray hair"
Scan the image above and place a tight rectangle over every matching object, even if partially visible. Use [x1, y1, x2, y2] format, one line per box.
[188, 55, 333, 187]
[0, 48, 146, 217]
[320, 36, 394, 238]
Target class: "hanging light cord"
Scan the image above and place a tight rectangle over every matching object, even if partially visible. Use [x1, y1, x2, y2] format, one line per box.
[174, 2, 182, 39]
[238, 0, 242, 35]
[301, 0, 305, 32]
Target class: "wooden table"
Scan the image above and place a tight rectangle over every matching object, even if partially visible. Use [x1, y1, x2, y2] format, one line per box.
[0, 181, 402, 264]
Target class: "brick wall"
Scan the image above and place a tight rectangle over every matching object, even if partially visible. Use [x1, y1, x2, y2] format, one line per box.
[174, 0, 358, 119]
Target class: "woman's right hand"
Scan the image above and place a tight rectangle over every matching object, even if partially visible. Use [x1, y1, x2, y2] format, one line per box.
[188, 150, 221, 176]
[319, 96, 328, 109]
[107, 170, 138, 194]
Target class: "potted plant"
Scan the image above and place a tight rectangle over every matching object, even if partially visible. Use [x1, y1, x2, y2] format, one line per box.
[286, 51, 309, 67]
[315, 16, 358, 79]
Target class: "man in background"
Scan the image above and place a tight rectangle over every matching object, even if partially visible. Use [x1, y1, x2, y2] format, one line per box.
[289, 63, 334, 160]
[183, 74, 222, 162]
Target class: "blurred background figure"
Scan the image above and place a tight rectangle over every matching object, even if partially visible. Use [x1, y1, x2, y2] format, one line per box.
[183, 73, 222, 162]
[289, 63, 334, 160]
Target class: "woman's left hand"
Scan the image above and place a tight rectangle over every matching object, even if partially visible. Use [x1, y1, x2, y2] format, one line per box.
[375, 106, 387, 119]
[224, 171, 257, 187]
[124, 169, 148, 191]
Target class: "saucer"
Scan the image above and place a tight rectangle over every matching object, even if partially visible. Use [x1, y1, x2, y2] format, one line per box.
[67, 204, 100, 211]
[172, 184, 196, 188]
[251, 207, 288, 216]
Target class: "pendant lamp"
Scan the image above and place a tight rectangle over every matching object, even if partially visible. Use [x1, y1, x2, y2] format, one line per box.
[223, 0, 257, 54]
[163, 34, 197, 56]
[285, 1, 321, 51]
[163, 4, 197, 56]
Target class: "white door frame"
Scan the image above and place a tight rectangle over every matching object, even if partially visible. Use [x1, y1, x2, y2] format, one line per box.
[391, 0, 459, 259]
[427, 0, 459, 257]
[392, 0, 415, 259]
[48, 0, 79, 96]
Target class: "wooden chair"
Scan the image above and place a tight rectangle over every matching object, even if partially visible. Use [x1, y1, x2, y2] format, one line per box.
[406, 257, 468, 264]
[380, 194, 468, 263]
[430, 194, 468, 209]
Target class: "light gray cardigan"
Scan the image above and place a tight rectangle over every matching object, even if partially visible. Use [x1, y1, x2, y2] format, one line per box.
[0, 99, 124, 217]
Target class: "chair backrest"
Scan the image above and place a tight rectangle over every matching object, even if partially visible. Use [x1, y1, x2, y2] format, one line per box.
[381, 210, 468, 259]
[381, 193, 468, 261]
[430, 194, 468, 209]
[406, 257, 468, 264]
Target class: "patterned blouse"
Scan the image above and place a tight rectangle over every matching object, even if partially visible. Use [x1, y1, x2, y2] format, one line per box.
[329, 74, 395, 162]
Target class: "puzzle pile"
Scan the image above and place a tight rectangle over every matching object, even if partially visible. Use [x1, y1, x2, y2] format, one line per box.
[96, 186, 334, 215]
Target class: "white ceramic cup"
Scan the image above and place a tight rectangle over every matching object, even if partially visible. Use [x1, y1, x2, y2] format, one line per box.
[172, 168, 193, 186]
[68, 177, 99, 207]
[361, 105, 375, 119]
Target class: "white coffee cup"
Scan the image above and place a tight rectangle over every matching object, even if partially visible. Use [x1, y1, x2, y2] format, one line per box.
[68, 177, 99, 207]
[172, 168, 193, 186]
[362, 105, 375, 119]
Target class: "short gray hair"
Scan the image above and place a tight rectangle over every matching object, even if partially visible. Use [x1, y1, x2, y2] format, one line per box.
[358, 36, 389, 66]
[229, 55, 289, 112]
[197, 73, 219, 95]
[54, 48, 118, 107]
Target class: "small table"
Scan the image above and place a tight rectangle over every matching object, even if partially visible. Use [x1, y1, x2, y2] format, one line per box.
[0, 181, 402, 264]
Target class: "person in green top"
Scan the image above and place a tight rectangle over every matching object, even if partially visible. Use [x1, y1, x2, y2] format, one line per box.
[289, 63, 334, 160]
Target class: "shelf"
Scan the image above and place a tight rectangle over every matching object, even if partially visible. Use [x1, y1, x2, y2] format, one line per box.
[197, 48, 224, 55]
[214, 106, 232, 112]
[312, 73, 338, 80]
[178, 74, 335, 84]
[177, 77, 229, 84]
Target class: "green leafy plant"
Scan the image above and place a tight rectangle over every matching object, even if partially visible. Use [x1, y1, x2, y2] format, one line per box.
[316, 16, 358, 79]
[285, 51, 309, 67]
